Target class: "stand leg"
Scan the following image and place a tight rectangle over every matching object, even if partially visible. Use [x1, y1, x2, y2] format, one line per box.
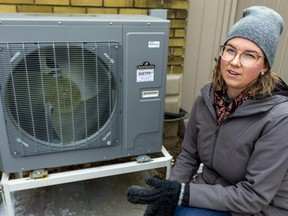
[1, 173, 14, 216]
[161, 146, 172, 179]
[166, 162, 172, 179]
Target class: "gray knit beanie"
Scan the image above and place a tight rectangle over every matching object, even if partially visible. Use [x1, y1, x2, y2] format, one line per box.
[224, 6, 284, 68]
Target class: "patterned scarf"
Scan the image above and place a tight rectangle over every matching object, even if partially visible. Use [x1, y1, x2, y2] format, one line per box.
[214, 90, 248, 125]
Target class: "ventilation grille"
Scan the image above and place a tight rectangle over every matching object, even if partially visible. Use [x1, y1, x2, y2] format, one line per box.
[0, 41, 122, 157]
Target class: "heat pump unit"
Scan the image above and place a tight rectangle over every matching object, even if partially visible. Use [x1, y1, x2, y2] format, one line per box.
[0, 13, 169, 173]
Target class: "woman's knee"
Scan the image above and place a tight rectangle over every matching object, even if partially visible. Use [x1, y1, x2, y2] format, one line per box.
[174, 206, 232, 216]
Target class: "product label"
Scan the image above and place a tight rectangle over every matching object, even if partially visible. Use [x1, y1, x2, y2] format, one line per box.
[148, 41, 160, 48]
[136, 61, 155, 82]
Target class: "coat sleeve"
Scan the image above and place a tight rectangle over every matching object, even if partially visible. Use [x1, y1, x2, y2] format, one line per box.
[188, 103, 288, 214]
[169, 96, 202, 183]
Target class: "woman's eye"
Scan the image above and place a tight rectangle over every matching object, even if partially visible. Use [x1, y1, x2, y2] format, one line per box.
[226, 47, 236, 54]
[244, 53, 257, 60]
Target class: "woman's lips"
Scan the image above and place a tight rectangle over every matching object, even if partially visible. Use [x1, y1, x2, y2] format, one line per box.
[228, 70, 240, 76]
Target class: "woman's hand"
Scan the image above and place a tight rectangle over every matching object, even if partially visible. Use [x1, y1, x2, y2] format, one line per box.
[127, 176, 183, 216]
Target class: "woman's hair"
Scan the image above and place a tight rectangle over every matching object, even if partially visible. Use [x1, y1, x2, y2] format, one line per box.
[211, 57, 281, 99]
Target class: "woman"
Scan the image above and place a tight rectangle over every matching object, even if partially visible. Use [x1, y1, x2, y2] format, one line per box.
[127, 6, 288, 216]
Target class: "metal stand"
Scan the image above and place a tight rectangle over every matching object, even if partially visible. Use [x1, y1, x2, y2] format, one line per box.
[1, 146, 172, 216]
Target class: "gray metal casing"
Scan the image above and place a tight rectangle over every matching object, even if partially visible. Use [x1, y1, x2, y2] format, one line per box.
[0, 13, 169, 173]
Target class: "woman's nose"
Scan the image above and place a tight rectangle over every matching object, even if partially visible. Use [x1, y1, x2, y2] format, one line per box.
[230, 53, 242, 66]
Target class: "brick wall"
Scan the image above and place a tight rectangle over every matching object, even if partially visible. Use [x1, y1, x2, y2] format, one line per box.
[0, 0, 188, 74]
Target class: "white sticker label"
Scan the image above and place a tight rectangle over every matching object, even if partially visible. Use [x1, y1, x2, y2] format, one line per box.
[148, 41, 160, 48]
[137, 69, 154, 82]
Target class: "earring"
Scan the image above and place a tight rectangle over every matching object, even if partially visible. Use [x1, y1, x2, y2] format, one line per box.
[261, 71, 265, 76]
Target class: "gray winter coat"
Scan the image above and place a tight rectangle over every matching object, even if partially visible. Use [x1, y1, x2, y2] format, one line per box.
[170, 83, 288, 216]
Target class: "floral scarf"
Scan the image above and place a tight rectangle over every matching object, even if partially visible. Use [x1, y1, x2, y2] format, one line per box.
[214, 90, 248, 126]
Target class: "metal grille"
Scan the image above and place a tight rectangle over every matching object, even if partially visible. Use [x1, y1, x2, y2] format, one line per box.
[0, 41, 122, 157]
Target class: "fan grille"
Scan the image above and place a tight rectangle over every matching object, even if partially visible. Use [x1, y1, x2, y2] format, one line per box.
[0, 41, 122, 157]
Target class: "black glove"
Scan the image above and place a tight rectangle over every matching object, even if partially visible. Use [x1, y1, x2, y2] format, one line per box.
[127, 176, 189, 216]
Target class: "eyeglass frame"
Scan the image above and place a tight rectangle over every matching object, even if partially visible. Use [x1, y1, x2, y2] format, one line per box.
[219, 45, 265, 66]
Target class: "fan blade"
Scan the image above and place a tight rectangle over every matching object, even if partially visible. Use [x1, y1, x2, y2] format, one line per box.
[40, 47, 101, 101]
[51, 94, 109, 145]
[44, 76, 81, 113]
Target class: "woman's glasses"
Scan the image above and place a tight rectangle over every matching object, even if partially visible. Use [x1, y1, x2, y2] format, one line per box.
[220, 45, 264, 66]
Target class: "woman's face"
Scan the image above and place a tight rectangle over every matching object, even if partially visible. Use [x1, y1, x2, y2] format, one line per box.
[220, 37, 269, 98]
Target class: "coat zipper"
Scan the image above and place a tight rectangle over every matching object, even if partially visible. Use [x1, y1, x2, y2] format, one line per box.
[210, 124, 220, 170]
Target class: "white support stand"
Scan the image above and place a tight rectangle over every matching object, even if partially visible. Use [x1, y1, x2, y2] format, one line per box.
[1, 146, 172, 216]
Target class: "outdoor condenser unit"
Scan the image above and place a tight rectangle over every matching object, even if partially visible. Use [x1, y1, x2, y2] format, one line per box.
[0, 13, 170, 173]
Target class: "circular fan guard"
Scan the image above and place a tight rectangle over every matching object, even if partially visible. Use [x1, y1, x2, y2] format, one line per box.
[6, 46, 117, 147]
